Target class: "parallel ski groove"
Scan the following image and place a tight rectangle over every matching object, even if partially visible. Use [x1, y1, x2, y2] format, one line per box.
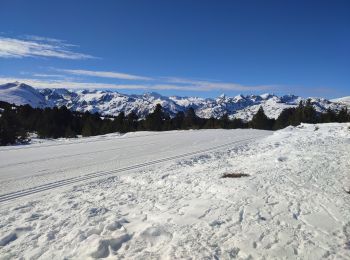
[0, 136, 262, 203]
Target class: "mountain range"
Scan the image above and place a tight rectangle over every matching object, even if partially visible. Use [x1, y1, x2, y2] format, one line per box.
[0, 82, 348, 121]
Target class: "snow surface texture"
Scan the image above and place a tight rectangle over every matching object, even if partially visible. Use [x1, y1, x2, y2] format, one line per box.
[0, 124, 349, 259]
[0, 82, 347, 120]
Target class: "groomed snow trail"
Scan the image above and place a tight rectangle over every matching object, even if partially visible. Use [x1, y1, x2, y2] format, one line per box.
[0, 129, 269, 202]
[0, 125, 350, 259]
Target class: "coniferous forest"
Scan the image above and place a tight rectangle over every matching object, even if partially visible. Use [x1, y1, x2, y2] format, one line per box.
[0, 100, 349, 146]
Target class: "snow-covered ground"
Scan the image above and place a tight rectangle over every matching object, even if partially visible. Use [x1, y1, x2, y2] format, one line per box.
[0, 125, 350, 259]
[0, 129, 268, 197]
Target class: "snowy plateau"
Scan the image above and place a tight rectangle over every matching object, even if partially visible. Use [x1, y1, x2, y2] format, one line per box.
[0, 82, 349, 121]
[0, 123, 350, 259]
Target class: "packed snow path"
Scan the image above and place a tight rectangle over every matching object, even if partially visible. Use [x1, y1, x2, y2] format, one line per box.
[0, 125, 349, 259]
[0, 129, 269, 203]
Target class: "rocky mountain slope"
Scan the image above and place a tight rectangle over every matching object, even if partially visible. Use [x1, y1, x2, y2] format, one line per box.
[0, 82, 347, 120]
[332, 96, 350, 107]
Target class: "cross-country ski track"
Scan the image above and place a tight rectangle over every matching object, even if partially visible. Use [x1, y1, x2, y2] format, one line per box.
[0, 129, 270, 204]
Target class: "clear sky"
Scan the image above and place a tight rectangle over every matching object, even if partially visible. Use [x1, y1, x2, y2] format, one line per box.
[0, 0, 349, 98]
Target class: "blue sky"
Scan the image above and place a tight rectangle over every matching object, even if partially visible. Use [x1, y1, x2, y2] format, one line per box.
[0, 0, 349, 98]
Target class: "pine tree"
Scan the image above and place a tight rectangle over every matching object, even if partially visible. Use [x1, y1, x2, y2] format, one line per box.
[0, 109, 21, 145]
[126, 111, 138, 131]
[172, 111, 185, 129]
[204, 117, 219, 129]
[113, 111, 126, 132]
[82, 120, 94, 137]
[303, 99, 317, 123]
[337, 107, 349, 123]
[231, 118, 246, 129]
[220, 114, 230, 129]
[290, 101, 304, 126]
[64, 126, 76, 138]
[183, 107, 198, 129]
[274, 108, 295, 129]
[320, 108, 337, 123]
[250, 107, 274, 130]
[145, 104, 168, 131]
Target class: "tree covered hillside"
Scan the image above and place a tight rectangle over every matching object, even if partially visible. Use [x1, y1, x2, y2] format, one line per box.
[0, 100, 349, 146]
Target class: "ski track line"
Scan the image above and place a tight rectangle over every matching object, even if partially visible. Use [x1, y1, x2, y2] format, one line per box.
[0, 139, 211, 182]
[0, 140, 160, 169]
[0, 135, 265, 204]
[0, 130, 182, 153]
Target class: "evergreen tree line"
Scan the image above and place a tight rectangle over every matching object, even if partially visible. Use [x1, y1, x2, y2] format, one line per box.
[0, 100, 349, 145]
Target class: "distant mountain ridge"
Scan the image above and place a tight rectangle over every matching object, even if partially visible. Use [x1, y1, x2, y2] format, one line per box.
[331, 96, 350, 107]
[0, 82, 348, 121]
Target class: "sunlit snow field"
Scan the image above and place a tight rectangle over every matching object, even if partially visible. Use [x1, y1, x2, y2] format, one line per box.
[0, 124, 349, 259]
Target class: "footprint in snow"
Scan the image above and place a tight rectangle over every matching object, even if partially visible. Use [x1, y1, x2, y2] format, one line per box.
[87, 207, 109, 217]
[276, 156, 288, 162]
[0, 226, 32, 246]
[89, 234, 132, 258]
[140, 226, 172, 247]
[104, 218, 129, 231]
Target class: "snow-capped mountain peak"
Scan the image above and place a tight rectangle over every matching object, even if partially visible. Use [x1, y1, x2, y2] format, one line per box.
[233, 94, 245, 101]
[0, 82, 48, 108]
[259, 93, 274, 100]
[0, 82, 347, 121]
